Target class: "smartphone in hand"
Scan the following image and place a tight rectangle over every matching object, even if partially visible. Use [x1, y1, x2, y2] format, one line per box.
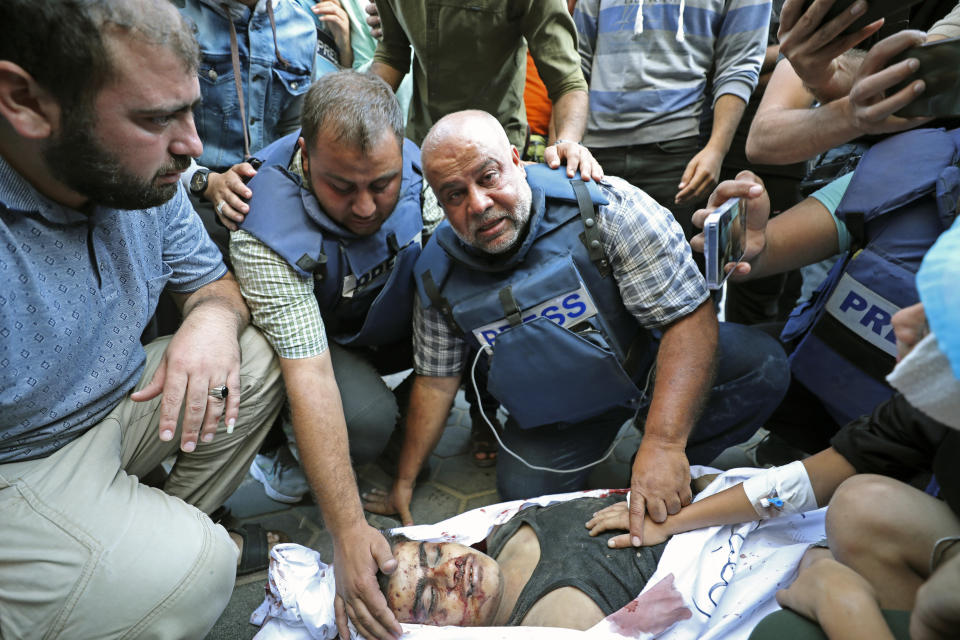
[891, 36, 960, 118]
[800, 0, 923, 36]
[704, 198, 747, 290]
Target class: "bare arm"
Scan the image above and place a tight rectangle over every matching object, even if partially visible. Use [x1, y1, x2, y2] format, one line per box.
[544, 89, 604, 181]
[370, 60, 404, 92]
[628, 300, 717, 545]
[369, 0, 408, 91]
[551, 89, 587, 143]
[590, 447, 857, 547]
[746, 58, 857, 164]
[281, 354, 402, 640]
[170, 270, 250, 328]
[747, 30, 932, 165]
[363, 373, 460, 524]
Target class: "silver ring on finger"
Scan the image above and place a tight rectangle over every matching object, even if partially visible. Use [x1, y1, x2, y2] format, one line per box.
[208, 384, 229, 400]
[216, 200, 227, 215]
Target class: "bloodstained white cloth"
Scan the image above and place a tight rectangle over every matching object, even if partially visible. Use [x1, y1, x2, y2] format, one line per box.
[251, 468, 825, 639]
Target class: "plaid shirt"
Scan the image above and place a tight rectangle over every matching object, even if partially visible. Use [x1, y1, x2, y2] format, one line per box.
[413, 175, 709, 377]
[232, 148, 444, 359]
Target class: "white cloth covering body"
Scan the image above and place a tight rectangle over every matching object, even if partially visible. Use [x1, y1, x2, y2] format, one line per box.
[252, 468, 825, 639]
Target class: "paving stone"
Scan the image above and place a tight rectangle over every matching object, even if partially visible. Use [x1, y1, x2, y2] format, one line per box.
[432, 453, 498, 496]
[242, 510, 325, 549]
[408, 483, 462, 524]
[463, 492, 503, 512]
[432, 421, 470, 458]
[356, 461, 394, 493]
[365, 511, 402, 531]
[207, 581, 264, 640]
[452, 389, 470, 412]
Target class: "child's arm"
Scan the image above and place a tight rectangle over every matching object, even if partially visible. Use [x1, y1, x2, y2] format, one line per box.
[587, 448, 856, 548]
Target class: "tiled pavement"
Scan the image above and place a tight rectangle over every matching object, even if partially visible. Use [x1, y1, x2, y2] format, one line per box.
[206, 384, 644, 639]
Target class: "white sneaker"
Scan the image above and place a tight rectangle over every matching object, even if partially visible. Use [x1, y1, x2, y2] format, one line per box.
[249, 445, 310, 503]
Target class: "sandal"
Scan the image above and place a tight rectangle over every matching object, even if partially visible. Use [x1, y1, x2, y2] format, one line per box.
[469, 414, 500, 468]
[229, 523, 289, 576]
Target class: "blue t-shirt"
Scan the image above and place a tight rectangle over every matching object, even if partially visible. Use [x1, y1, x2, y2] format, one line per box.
[0, 156, 226, 462]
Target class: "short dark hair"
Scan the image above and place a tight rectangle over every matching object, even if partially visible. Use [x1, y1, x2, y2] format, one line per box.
[300, 70, 404, 154]
[0, 0, 198, 115]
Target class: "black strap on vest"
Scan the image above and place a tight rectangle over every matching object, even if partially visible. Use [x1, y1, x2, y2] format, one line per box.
[570, 179, 611, 278]
[387, 232, 401, 256]
[811, 312, 896, 383]
[296, 251, 328, 281]
[498, 285, 523, 327]
[421, 271, 462, 335]
[844, 211, 866, 250]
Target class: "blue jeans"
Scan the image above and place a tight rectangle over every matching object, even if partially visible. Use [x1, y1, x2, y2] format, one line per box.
[495, 322, 790, 499]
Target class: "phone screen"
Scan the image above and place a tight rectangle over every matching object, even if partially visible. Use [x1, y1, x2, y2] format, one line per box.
[704, 198, 747, 290]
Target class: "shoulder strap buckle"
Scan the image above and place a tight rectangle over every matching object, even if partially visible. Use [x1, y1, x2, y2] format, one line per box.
[571, 179, 611, 277]
[296, 251, 328, 280]
[498, 286, 523, 328]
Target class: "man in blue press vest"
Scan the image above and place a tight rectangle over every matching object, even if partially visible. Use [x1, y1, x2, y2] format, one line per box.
[363, 110, 790, 548]
[692, 125, 960, 456]
[230, 70, 424, 640]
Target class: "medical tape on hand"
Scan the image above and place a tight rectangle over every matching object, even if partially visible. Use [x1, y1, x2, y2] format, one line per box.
[741, 461, 818, 519]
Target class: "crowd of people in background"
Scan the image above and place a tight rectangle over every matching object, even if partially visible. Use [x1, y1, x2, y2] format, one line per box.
[2, 0, 960, 639]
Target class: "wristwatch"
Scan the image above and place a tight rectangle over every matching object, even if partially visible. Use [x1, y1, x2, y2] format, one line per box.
[189, 167, 211, 196]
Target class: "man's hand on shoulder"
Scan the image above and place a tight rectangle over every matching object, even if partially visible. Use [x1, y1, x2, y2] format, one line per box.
[628, 439, 692, 547]
[545, 139, 604, 182]
[333, 523, 402, 640]
[205, 163, 257, 231]
[130, 277, 248, 452]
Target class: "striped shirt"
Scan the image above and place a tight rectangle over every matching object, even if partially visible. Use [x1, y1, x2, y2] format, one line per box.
[575, 0, 770, 148]
[414, 176, 709, 377]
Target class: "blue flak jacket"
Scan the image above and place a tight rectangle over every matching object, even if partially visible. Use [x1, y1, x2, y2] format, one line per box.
[782, 127, 960, 426]
[241, 131, 424, 348]
[416, 165, 658, 430]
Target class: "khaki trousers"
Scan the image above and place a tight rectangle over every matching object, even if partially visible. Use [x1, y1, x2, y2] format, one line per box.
[0, 326, 283, 640]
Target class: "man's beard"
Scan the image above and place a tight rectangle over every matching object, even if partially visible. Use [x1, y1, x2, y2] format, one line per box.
[453, 183, 532, 255]
[42, 113, 190, 210]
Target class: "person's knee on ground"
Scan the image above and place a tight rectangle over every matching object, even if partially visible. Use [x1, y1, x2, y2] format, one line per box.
[826, 474, 952, 609]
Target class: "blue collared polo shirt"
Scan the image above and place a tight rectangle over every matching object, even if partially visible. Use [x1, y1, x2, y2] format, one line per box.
[0, 155, 226, 462]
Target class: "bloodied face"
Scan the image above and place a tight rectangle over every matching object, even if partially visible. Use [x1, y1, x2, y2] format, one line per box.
[385, 541, 503, 626]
